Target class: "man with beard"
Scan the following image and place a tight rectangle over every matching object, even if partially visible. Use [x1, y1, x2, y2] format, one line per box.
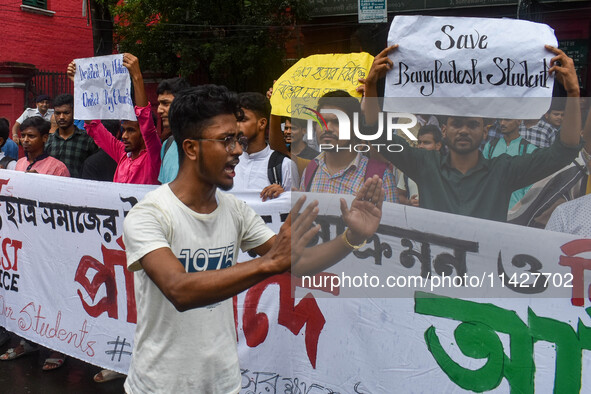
[299, 90, 396, 202]
[233, 92, 292, 201]
[68, 54, 162, 184]
[362, 44, 582, 222]
[44, 93, 98, 178]
[284, 117, 318, 160]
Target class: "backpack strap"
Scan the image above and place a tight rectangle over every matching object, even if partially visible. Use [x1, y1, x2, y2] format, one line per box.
[487, 137, 500, 158]
[0, 156, 15, 169]
[364, 158, 390, 181]
[302, 159, 320, 192]
[162, 136, 175, 157]
[267, 150, 288, 185]
[518, 138, 530, 156]
[403, 174, 410, 199]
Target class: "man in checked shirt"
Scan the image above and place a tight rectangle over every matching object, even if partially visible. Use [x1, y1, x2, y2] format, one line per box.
[44, 93, 98, 177]
[299, 90, 397, 202]
[522, 100, 564, 148]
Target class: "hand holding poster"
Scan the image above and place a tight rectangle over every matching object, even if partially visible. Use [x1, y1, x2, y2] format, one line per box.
[270, 52, 374, 118]
[74, 54, 137, 121]
[383, 16, 558, 118]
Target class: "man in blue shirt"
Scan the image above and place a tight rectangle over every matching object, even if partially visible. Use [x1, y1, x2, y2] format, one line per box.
[483, 119, 537, 209]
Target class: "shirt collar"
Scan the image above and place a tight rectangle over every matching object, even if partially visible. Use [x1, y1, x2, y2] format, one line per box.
[316, 152, 364, 173]
[127, 148, 147, 159]
[242, 144, 270, 160]
[54, 127, 83, 141]
[24, 152, 49, 166]
[441, 151, 489, 172]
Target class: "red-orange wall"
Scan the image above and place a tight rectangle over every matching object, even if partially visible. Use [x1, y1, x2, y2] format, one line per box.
[0, 0, 94, 125]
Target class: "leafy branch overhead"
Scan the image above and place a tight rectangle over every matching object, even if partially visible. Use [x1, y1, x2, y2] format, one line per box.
[98, 0, 309, 92]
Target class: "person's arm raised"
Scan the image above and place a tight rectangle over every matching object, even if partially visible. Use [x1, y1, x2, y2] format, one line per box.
[291, 176, 384, 276]
[547, 45, 581, 147]
[267, 81, 291, 157]
[360, 45, 397, 127]
[122, 53, 148, 108]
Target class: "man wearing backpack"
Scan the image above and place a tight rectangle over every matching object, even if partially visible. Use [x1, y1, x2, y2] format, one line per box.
[233, 92, 292, 201]
[300, 90, 396, 201]
[483, 118, 538, 209]
[157, 77, 191, 184]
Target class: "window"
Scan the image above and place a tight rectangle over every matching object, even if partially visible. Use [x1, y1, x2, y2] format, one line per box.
[22, 0, 47, 9]
[21, 0, 54, 16]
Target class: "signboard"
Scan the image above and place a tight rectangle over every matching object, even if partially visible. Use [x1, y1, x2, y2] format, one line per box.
[73, 54, 137, 121]
[358, 0, 387, 23]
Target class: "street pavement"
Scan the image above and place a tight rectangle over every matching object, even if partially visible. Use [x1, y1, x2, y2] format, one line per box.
[0, 332, 124, 394]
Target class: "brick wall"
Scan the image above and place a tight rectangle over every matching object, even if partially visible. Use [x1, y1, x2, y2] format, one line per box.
[0, 0, 94, 72]
[0, 0, 94, 127]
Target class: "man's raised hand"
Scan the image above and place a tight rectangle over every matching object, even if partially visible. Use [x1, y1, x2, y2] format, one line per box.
[263, 195, 320, 274]
[340, 175, 384, 246]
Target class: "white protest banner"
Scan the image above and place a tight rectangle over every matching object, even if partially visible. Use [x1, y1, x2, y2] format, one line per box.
[1, 172, 591, 393]
[384, 16, 558, 119]
[74, 54, 137, 121]
[0, 171, 287, 373]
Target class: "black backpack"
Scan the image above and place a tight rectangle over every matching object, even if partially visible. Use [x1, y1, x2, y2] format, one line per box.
[267, 151, 288, 185]
[487, 137, 530, 158]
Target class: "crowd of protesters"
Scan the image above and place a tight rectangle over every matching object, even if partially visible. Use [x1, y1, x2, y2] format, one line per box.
[0, 42, 589, 390]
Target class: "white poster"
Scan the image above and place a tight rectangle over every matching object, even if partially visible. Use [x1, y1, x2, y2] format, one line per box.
[384, 16, 558, 119]
[73, 54, 137, 121]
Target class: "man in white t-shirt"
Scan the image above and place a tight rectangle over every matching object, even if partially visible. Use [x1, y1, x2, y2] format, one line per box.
[123, 85, 384, 394]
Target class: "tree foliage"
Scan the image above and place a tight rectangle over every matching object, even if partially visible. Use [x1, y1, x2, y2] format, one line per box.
[100, 0, 309, 92]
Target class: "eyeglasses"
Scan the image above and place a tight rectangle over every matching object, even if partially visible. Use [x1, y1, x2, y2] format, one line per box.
[195, 135, 248, 152]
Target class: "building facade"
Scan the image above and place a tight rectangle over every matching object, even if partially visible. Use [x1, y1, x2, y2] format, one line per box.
[0, 0, 94, 127]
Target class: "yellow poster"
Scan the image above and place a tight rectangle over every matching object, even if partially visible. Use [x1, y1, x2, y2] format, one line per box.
[270, 52, 374, 117]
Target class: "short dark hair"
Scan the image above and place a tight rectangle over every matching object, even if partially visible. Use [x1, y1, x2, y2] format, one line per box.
[317, 90, 361, 118]
[418, 124, 442, 143]
[157, 78, 190, 96]
[102, 120, 121, 138]
[0, 118, 9, 146]
[169, 85, 243, 161]
[36, 94, 50, 103]
[439, 115, 492, 128]
[238, 92, 270, 120]
[20, 116, 51, 136]
[53, 94, 74, 109]
[290, 117, 307, 129]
